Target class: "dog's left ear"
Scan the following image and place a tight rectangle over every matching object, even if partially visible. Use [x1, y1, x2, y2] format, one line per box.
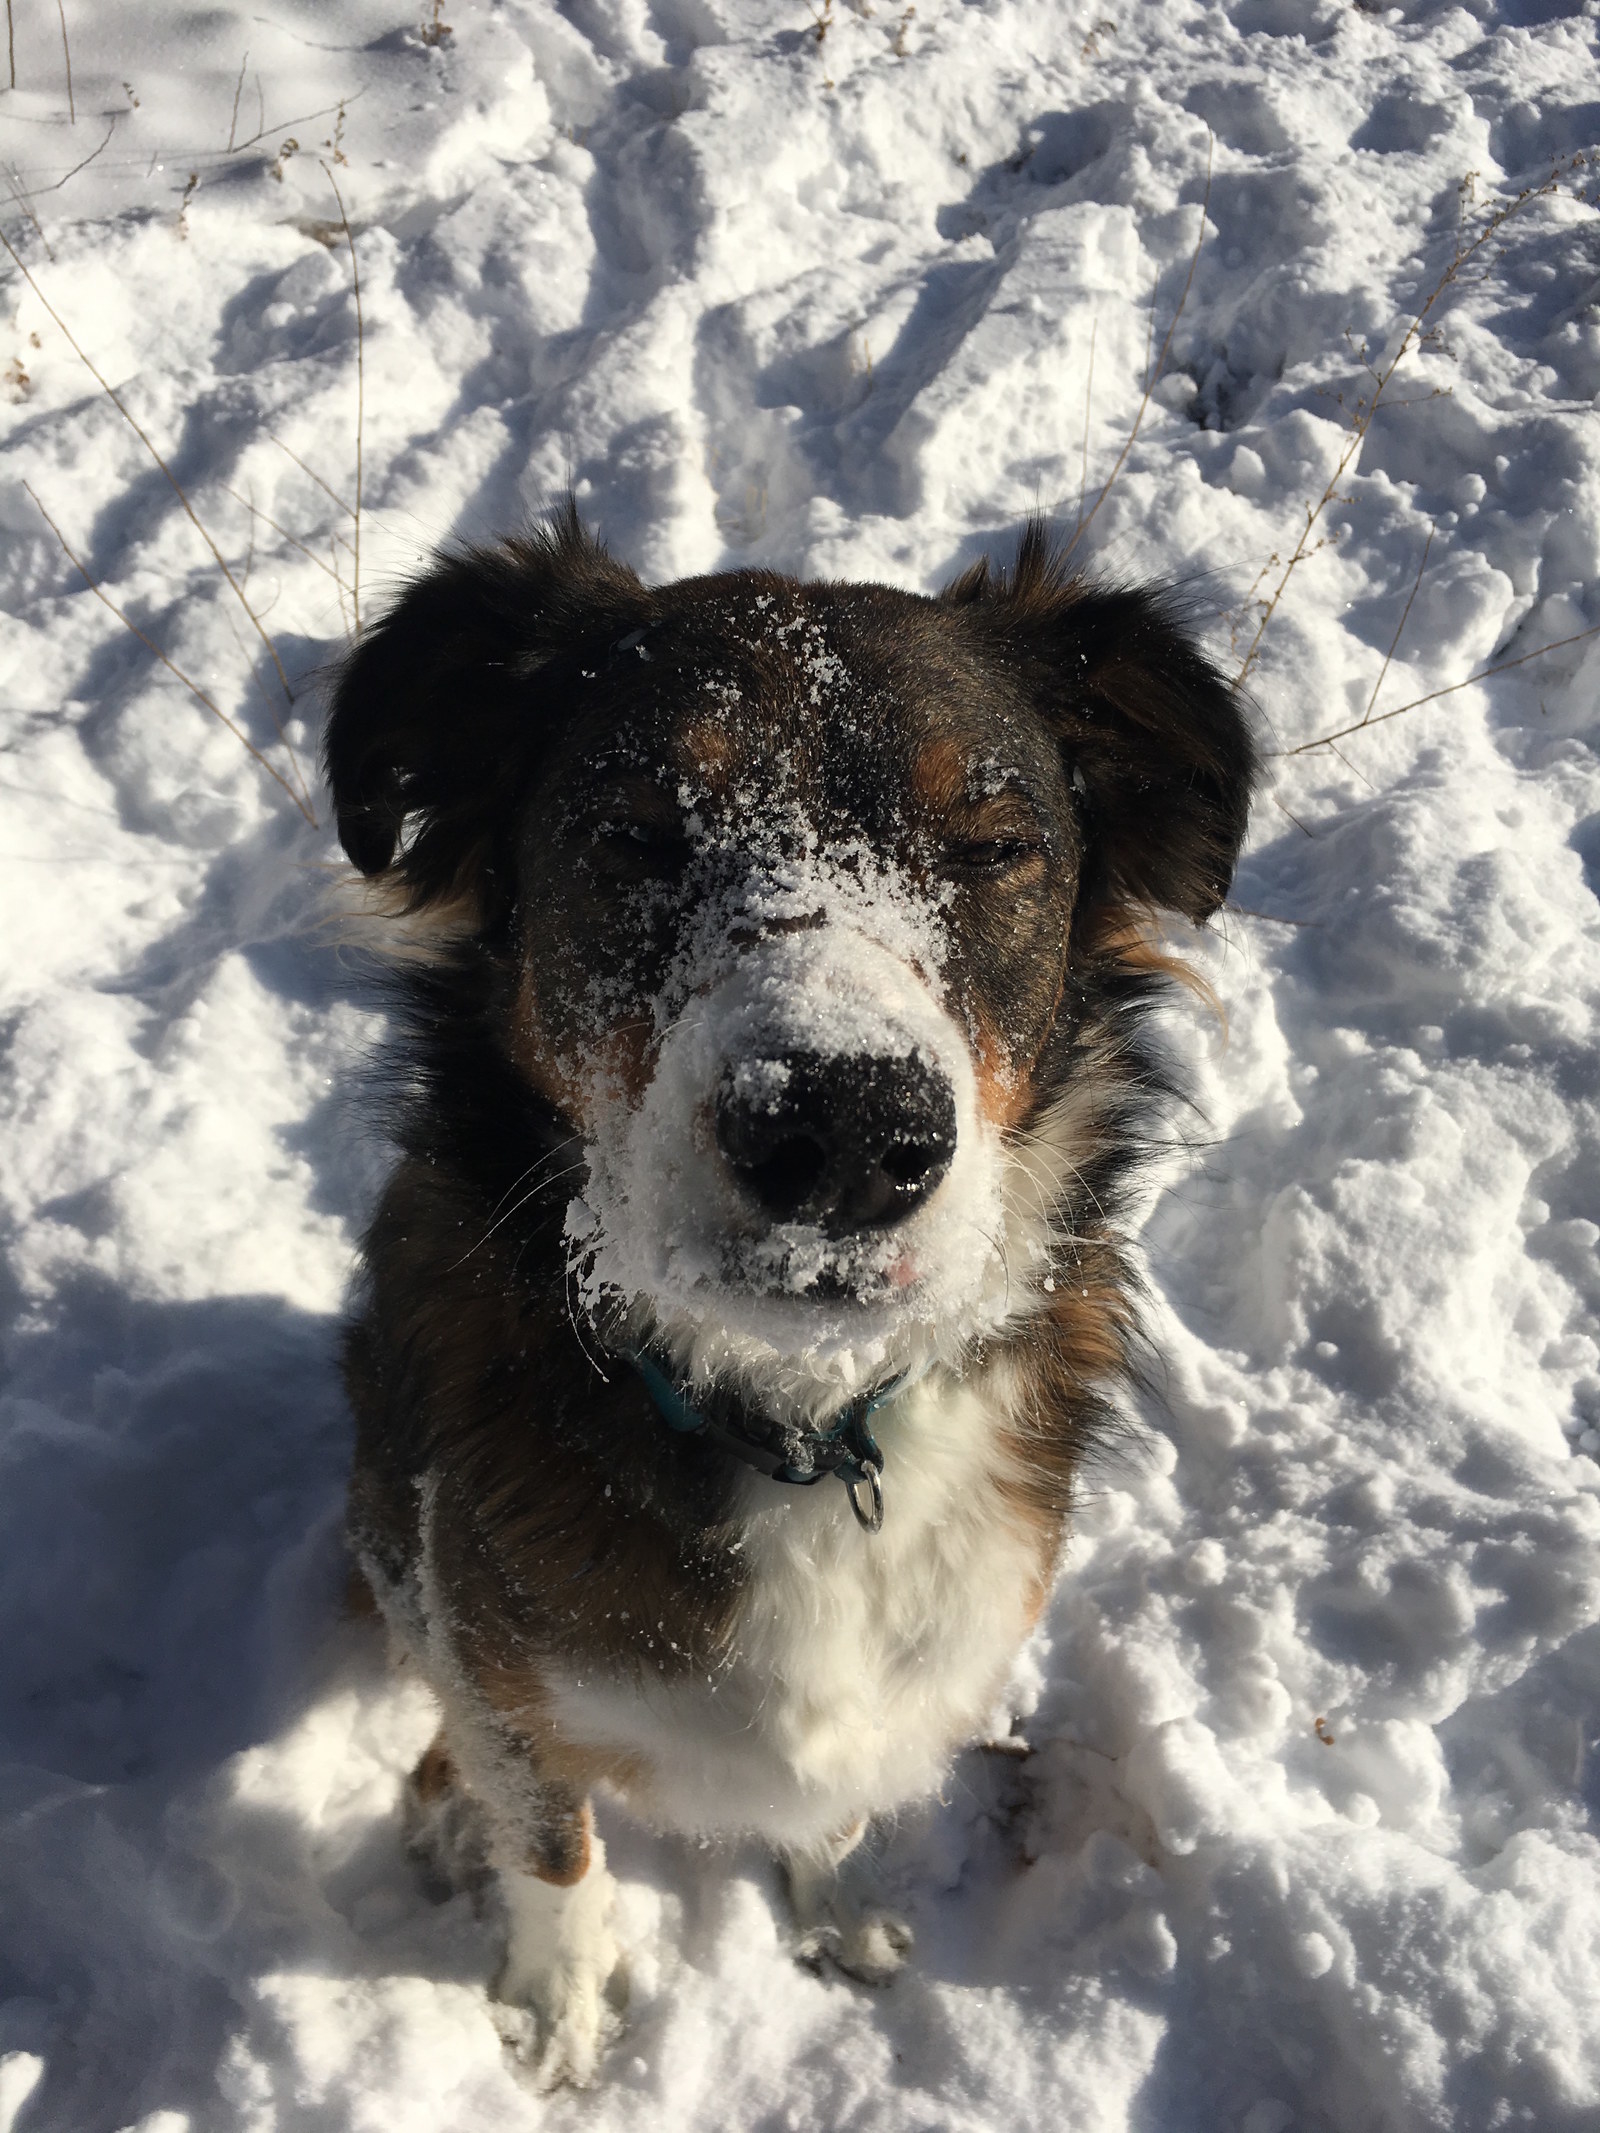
[945, 522, 1257, 923]
[323, 503, 648, 926]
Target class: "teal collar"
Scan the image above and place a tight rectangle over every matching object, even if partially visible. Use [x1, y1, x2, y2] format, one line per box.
[625, 1348, 899, 1533]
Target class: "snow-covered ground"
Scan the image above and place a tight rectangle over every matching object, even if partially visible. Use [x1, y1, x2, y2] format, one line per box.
[3, 1, 1600, 2127]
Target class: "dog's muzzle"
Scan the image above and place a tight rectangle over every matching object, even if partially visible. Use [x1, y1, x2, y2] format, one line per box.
[714, 1048, 958, 1235]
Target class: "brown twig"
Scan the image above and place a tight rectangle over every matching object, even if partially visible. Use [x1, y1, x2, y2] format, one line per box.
[1235, 168, 1574, 686]
[5, 0, 13, 91]
[1076, 315, 1096, 534]
[25, 483, 316, 825]
[225, 92, 360, 157]
[330, 536, 351, 639]
[1284, 622, 1600, 756]
[9, 116, 114, 201]
[321, 161, 363, 636]
[266, 431, 355, 518]
[227, 50, 248, 152]
[55, 0, 72, 122]
[0, 223, 299, 713]
[5, 167, 52, 258]
[222, 484, 347, 585]
[222, 611, 316, 813]
[1359, 520, 1434, 727]
[1062, 129, 1212, 563]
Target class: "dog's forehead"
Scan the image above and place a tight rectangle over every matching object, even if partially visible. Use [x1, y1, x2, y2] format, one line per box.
[595, 577, 1057, 810]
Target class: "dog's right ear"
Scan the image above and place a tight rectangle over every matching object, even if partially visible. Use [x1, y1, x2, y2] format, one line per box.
[323, 504, 647, 925]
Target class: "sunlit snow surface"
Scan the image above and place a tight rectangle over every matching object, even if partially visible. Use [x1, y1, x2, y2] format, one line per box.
[3, 3, 1600, 2128]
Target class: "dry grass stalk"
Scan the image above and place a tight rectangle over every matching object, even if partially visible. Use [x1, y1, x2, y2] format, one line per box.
[227, 51, 250, 152]
[1076, 315, 1097, 534]
[5, 1, 13, 91]
[1287, 620, 1600, 757]
[8, 118, 114, 208]
[331, 538, 352, 638]
[266, 432, 355, 518]
[321, 162, 363, 636]
[1235, 164, 1579, 687]
[26, 483, 317, 825]
[1359, 518, 1434, 727]
[223, 485, 346, 586]
[55, 0, 73, 121]
[1062, 129, 1212, 564]
[227, 92, 356, 159]
[6, 167, 53, 258]
[0, 223, 299, 713]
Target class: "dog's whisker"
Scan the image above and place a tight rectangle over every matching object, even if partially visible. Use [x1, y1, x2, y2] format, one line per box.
[447, 1148, 587, 1273]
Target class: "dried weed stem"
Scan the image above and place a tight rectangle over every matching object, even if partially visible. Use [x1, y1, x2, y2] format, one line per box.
[1288, 622, 1600, 757]
[1235, 165, 1578, 687]
[1063, 129, 1212, 564]
[227, 51, 249, 152]
[55, 0, 72, 121]
[1076, 316, 1097, 534]
[1359, 520, 1434, 728]
[0, 224, 299, 714]
[26, 483, 316, 825]
[222, 485, 346, 585]
[321, 162, 363, 636]
[266, 432, 355, 519]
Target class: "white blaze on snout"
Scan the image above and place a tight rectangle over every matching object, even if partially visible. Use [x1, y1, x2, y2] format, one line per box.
[566, 921, 1012, 1416]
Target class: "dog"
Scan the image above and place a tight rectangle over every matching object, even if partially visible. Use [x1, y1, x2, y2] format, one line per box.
[325, 506, 1256, 2084]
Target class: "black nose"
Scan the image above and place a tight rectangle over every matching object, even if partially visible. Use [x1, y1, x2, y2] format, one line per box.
[715, 1048, 958, 1233]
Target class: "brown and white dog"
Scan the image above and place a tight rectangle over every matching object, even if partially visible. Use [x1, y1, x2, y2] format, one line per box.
[325, 508, 1255, 2083]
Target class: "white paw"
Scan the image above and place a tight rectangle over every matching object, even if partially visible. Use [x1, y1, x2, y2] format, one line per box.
[787, 1838, 914, 1987]
[495, 1845, 624, 2089]
[798, 1904, 913, 1986]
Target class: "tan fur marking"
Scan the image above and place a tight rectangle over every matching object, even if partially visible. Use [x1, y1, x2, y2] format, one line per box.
[969, 1010, 1032, 1131]
[994, 1250, 1136, 1530]
[477, 1661, 652, 1801]
[411, 1732, 458, 1804]
[506, 971, 657, 1115]
[911, 735, 969, 811]
[1087, 902, 1224, 1026]
[680, 717, 736, 779]
[524, 1798, 594, 1888]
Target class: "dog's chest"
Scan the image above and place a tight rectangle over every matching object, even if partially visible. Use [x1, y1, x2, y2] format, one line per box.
[542, 1376, 1051, 1846]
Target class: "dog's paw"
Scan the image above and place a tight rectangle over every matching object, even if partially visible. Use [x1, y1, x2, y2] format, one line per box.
[786, 1836, 914, 1987]
[797, 1904, 913, 1986]
[495, 1849, 624, 2089]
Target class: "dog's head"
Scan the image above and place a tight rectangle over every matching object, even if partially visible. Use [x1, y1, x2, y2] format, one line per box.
[327, 509, 1255, 1416]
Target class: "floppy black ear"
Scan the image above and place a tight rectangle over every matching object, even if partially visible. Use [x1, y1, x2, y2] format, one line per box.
[947, 521, 1257, 923]
[323, 504, 647, 921]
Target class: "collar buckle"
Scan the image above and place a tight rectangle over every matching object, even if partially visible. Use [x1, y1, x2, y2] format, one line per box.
[624, 1348, 901, 1533]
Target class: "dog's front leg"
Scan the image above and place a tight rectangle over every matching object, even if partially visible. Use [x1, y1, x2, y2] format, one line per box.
[784, 1819, 913, 1985]
[496, 1795, 620, 2090]
[400, 1720, 621, 2083]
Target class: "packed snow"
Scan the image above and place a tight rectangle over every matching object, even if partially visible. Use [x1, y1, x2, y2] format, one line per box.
[3, 2, 1600, 2129]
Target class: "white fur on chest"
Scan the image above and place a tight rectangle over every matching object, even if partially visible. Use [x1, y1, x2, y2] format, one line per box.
[540, 1371, 1047, 1850]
